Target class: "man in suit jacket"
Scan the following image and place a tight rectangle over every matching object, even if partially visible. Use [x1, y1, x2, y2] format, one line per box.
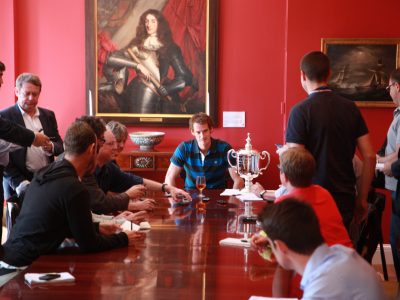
[1, 73, 63, 198]
[0, 63, 50, 243]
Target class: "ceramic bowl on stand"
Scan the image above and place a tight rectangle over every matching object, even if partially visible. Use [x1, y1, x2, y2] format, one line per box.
[129, 132, 165, 151]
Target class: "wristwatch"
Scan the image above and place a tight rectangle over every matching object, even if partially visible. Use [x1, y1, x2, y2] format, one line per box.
[259, 190, 267, 199]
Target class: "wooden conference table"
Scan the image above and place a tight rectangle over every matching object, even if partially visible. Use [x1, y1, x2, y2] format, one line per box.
[0, 190, 280, 299]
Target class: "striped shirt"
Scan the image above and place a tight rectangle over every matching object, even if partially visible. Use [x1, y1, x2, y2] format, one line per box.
[170, 138, 232, 189]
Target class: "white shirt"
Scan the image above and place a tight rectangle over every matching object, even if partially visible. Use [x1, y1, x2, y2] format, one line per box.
[17, 105, 49, 172]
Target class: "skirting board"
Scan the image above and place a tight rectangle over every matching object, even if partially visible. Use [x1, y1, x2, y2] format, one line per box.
[372, 244, 393, 265]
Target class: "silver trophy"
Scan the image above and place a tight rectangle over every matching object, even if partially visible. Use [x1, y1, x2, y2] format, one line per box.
[227, 133, 270, 193]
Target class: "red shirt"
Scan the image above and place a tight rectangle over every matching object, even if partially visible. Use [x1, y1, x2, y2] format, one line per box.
[276, 185, 353, 248]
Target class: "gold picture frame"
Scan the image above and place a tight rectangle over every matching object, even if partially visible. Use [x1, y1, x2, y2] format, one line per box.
[321, 38, 400, 108]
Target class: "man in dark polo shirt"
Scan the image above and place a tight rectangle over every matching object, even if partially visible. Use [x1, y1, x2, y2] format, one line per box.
[165, 112, 243, 189]
[278, 51, 375, 229]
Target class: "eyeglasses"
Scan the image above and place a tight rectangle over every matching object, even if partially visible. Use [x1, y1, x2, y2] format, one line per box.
[386, 82, 396, 91]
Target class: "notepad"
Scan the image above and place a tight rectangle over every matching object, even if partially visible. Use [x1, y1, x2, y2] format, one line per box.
[24, 272, 75, 286]
[219, 237, 251, 248]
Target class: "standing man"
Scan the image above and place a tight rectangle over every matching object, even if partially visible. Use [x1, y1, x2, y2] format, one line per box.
[165, 112, 244, 189]
[1, 73, 63, 198]
[0, 63, 49, 242]
[0, 121, 144, 286]
[258, 199, 386, 300]
[280, 51, 375, 229]
[380, 67, 400, 281]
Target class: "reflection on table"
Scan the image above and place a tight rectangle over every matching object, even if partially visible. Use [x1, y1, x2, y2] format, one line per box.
[0, 190, 283, 299]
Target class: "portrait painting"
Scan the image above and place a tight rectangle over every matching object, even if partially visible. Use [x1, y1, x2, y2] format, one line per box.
[85, 0, 218, 125]
[322, 38, 400, 107]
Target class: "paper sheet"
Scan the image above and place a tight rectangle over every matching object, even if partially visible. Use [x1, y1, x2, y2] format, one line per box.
[236, 193, 263, 201]
[219, 237, 251, 248]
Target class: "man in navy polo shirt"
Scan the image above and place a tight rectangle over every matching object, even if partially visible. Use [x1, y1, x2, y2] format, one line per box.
[165, 112, 243, 189]
[278, 51, 375, 230]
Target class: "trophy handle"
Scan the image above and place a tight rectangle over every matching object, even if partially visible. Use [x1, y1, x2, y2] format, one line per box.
[258, 151, 271, 173]
[227, 149, 237, 168]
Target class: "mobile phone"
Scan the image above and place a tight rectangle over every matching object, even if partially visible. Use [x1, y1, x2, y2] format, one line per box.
[242, 216, 257, 223]
[217, 199, 227, 205]
[38, 273, 61, 281]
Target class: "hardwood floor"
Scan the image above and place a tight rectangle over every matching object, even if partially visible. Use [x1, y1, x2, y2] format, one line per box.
[373, 264, 399, 299]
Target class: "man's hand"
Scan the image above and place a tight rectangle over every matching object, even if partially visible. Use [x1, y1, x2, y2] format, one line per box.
[125, 184, 147, 199]
[32, 132, 50, 147]
[382, 161, 393, 176]
[42, 141, 53, 153]
[354, 199, 368, 225]
[99, 223, 121, 235]
[250, 233, 268, 252]
[157, 85, 168, 97]
[128, 198, 156, 211]
[117, 210, 148, 224]
[137, 64, 151, 81]
[125, 231, 146, 247]
[169, 187, 192, 202]
[250, 182, 264, 196]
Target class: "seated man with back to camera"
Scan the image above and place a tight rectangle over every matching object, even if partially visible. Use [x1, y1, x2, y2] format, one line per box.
[257, 199, 386, 300]
[165, 112, 244, 190]
[0, 121, 145, 287]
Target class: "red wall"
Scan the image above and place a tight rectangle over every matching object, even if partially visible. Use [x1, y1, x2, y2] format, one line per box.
[1, 0, 399, 240]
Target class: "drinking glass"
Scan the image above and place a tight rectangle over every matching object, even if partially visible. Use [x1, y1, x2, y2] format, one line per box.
[196, 176, 206, 198]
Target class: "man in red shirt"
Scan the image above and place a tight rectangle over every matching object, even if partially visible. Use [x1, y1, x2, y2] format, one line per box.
[253, 148, 352, 247]
[251, 148, 352, 297]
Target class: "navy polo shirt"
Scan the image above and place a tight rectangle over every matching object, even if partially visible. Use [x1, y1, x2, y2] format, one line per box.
[170, 138, 233, 189]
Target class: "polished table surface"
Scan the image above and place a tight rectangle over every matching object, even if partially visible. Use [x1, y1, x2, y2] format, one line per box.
[0, 190, 279, 299]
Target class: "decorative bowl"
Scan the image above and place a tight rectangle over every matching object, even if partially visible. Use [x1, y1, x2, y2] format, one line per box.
[129, 131, 165, 151]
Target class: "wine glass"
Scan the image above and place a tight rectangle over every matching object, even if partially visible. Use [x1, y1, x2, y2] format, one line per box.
[196, 176, 206, 198]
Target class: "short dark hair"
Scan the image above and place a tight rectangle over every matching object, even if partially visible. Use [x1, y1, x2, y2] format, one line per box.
[390, 67, 400, 84]
[106, 120, 128, 142]
[258, 199, 324, 255]
[280, 148, 315, 187]
[189, 112, 214, 131]
[0, 61, 5, 72]
[75, 116, 106, 139]
[16, 73, 42, 91]
[300, 51, 330, 82]
[64, 121, 96, 155]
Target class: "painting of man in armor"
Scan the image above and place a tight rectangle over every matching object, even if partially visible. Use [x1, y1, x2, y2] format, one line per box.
[96, 0, 208, 117]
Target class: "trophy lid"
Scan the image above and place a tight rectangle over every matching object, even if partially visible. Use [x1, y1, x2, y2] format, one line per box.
[237, 133, 260, 155]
